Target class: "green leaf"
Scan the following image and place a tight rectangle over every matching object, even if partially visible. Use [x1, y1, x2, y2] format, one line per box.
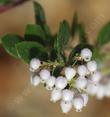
[97, 22, 110, 46]
[1, 34, 22, 58]
[78, 23, 87, 43]
[33, 1, 53, 46]
[71, 13, 78, 37]
[92, 48, 103, 65]
[52, 66, 63, 77]
[33, 1, 46, 25]
[25, 24, 46, 45]
[50, 49, 57, 61]
[16, 41, 48, 63]
[0, 0, 11, 5]
[71, 13, 87, 43]
[54, 20, 70, 62]
[69, 44, 92, 64]
[42, 24, 53, 45]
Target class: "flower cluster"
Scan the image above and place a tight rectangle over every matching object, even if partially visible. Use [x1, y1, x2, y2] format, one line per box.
[89, 73, 110, 99]
[29, 48, 109, 113]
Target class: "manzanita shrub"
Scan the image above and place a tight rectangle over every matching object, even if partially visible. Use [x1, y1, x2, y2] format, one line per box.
[1, 1, 110, 114]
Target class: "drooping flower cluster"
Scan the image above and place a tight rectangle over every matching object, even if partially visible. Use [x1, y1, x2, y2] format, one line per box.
[87, 73, 110, 99]
[29, 48, 110, 113]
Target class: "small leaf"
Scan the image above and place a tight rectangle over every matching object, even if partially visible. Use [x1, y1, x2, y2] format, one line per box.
[54, 20, 70, 62]
[33, 1, 46, 25]
[16, 41, 48, 63]
[33, 1, 53, 46]
[25, 24, 46, 45]
[71, 13, 78, 37]
[78, 23, 87, 43]
[97, 22, 110, 47]
[69, 44, 92, 64]
[1, 34, 22, 58]
[42, 24, 53, 45]
[71, 13, 87, 43]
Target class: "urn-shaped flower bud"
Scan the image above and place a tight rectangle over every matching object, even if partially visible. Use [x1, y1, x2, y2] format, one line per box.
[62, 89, 74, 102]
[72, 96, 84, 112]
[87, 61, 97, 73]
[50, 88, 62, 103]
[60, 101, 72, 114]
[91, 71, 102, 83]
[81, 93, 88, 107]
[39, 69, 50, 83]
[30, 58, 41, 72]
[46, 76, 56, 90]
[77, 65, 87, 76]
[65, 67, 76, 81]
[30, 75, 40, 86]
[75, 77, 87, 89]
[81, 48, 92, 62]
[55, 76, 67, 90]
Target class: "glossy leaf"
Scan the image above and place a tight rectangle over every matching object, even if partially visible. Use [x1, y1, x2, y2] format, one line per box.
[54, 20, 70, 62]
[97, 22, 110, 46]
[42, 24, 53, 45]
[33, 1, 46, 25]
[1, 34, 22, 58]
[16, 41, 48, 63]
[33, 1, 53, 46]
[25, 24, 46, 45]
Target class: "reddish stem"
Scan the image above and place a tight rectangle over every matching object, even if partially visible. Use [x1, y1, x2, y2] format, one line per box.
[0, 0, 28, 13]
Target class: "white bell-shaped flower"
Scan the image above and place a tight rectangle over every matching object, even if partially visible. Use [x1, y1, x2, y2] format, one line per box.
[30, 75, 40, 86]
[46, 76, 56, 90]
[60, 101, 72, 114]
[39, 69, 50, 83]
[91, 71, 102, 84]
[65, 67, 76, 81]
[80, 48, 92, 62]
[30, 58, 41, 72]
[77, 65, 87, 76]
[55, 76, 67, 90]
[62, 89, 74, 102]
[86, 83, 98, 96]
[81, 93, 88, 106]
[87, 61, 97, 73]
[50, 88, 62, 103]
[72, 96, 84, 112]
[75, 77, 87, 89]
